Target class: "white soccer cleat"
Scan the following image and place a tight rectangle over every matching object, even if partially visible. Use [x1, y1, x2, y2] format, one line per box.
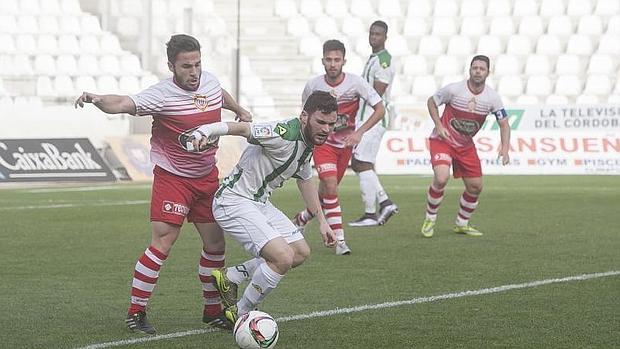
[348, 213, 378, 227]
[335, 240, 351, 255]
[377, 203, 399, 225]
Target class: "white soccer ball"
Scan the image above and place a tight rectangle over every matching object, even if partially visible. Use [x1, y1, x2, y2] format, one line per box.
[233, 310, 279, 349]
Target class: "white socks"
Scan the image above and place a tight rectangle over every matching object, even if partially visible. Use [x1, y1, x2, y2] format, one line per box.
[237, 262, 283, 316]
[226, 257, 264, 285]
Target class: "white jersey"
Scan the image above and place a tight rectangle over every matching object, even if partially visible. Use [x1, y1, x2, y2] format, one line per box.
[431, 80, 507, 148]
[129, 71, 222, 178]
[216, 117, 313, 203]
[357, 49, 394, 127]
[302, 74, 381, 148]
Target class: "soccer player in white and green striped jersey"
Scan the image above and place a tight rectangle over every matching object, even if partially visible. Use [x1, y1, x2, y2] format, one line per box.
[189, 91, 338, 322]
[349, 20, 399, 228]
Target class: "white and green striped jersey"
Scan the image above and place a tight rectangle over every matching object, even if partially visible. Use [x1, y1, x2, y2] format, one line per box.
[356, 49, 395, 127]
[216, 117, 314, 203]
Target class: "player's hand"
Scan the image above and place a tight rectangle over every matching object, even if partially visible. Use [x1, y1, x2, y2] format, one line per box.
[74, 92, 101, 108]
[436, 125, 450, 140]
[235, 107, 253, 122]
[189, 127, 212, 152]
[498, 148, 510, 165]
[343, 130, 363, 148]
[319, 221, 336, 247]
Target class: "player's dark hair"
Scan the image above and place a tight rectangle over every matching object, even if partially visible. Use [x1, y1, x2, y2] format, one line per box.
[303, 91, 338, 115]
[323, 39, 346, 57]
[471, 55, 490, 69]
[166, 34, 201, 63]
[371, 20, 388, 34]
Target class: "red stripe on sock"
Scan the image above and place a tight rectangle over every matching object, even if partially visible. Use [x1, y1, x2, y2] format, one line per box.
[131, 287, 151, 299]
[148, 246, 168, 260]
[133, 271, 157, 284]
[139, 254, 161, 271]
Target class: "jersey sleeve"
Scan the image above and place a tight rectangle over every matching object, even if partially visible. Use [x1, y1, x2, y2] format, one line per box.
[301, 81, 313, 106]
[490, 92, 508, 121]
[129, 83, 166, 116]
[432, 83, 455, 106]
[247, 120, 290, 152]
[357, 77, 382, 107]
[374, 65, 394, 85]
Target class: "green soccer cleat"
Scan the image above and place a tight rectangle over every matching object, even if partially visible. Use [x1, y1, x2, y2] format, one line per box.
[212, 268, 238, 308]
[420, 218, 435, 238]
[224, 304, 238, 325]
[453, 224, 483, 236]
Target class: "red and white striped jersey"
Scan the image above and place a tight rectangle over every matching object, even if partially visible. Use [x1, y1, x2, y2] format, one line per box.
[302, 73, 381, 148]
[129, 71, 222, 178]
[431, 80, 507, 148]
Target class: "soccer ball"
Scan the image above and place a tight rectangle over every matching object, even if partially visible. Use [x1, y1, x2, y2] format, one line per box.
[233, 310, 279, 349]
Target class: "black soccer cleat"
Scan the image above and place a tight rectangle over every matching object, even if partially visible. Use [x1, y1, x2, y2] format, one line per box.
[125, 311, 156, 335]
[203, 311, 234, 331]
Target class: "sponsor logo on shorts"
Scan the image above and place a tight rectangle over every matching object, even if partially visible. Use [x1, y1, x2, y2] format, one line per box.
[434, 153, 452, 162]
[252, 125, 273, 138]
[162, 200, 189, 216]
[317, 163, 337, 173]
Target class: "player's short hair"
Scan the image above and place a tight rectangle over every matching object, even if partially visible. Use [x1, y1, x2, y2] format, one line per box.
[303, 91, 338, 116]
[370, 20, 388, 34]
[470, 55, 490, 69]
[166, 34, 201, 63]
[323, 39, 346, 57]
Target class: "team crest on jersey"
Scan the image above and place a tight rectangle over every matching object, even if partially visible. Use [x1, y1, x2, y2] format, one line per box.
[329, 89, 338, 98]
[450, 118, 480, 136]
[252, 124, 274, 138]
[467, 97, 477, 112]
[193, 94, 209, 111]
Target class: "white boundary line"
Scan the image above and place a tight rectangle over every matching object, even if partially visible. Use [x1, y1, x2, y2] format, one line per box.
[0, 200, 149, 210]
[76, 270, 619, 349]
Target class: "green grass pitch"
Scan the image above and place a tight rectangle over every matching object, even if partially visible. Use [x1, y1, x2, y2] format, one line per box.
[1, 175, 618, 348]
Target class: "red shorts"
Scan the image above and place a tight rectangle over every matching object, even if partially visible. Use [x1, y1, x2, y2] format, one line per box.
[429, 138, 482, 178]
[150, 165, 219, 225]
[313, 143, 352, 183]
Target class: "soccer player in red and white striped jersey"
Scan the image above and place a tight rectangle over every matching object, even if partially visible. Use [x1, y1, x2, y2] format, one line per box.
[293, 40, 385, 255]
[420, 55, 511, 238]
[75, 34, 251, 334]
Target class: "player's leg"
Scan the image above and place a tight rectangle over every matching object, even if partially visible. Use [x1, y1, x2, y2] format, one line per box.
[189, 168, 233, 329]
[421, 140, 453, 237]
[329, 146, 353, 255]
[452, 146, 484, 236]
[350, 157, 379, 226]
[351, 124, 397, 226]
[126, 167, 187, 334]
[212, 196, 290, 320]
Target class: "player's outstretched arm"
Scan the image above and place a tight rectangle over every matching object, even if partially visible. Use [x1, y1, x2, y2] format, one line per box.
[297, 178, 336, 247]
[74, 92, 136, 115]
[189, 121, 251, 151]
[497, 117, 511, 165]
[222, 89, 252, 122]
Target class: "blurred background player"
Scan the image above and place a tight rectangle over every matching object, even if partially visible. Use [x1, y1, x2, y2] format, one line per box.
[74, 34, 251, 334]
[349, 20, 399, 228]
[189, 90, 337, 322]
[420, 55, 510, 238]
[293, 39, 385, 255]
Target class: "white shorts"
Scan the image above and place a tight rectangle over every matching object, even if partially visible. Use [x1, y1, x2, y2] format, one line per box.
[353, 122, 386, 164]
[213, 192, 304, 257]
